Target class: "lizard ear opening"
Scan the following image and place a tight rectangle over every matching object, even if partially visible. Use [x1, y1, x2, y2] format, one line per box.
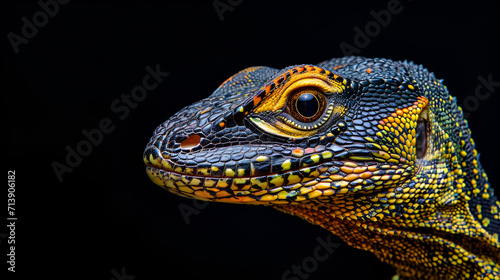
[415, 119, 428, 159]
[415, 98, 429, 160]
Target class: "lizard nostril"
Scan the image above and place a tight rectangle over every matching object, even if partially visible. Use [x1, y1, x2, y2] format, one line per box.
[180, 134, 201, 149]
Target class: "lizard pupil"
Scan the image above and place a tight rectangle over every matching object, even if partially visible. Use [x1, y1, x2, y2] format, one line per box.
[415, 120, 427, 159]
[296, 93, 319, 118]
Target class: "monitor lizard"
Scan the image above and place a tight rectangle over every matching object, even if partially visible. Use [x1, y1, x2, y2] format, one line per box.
[144, 56, 500, 279]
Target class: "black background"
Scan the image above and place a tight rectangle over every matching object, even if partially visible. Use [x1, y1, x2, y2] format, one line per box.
[2, 1, 500, 279]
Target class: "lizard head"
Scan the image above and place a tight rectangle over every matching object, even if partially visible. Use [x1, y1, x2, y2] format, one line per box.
[143, 57, 499, 231]
[144, 56, 500, 280]
[144, 57, 446, 215]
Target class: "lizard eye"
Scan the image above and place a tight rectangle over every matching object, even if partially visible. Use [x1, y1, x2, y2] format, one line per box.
[415, 119, 427, 159]
[248, 65, 348, 139]
[289, 88, 326, 122]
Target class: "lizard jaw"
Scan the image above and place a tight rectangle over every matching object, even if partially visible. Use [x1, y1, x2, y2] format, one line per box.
[144, 148, 334, 205]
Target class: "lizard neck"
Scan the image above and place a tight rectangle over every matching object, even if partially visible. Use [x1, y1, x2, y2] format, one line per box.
[275, 200, 500, 279]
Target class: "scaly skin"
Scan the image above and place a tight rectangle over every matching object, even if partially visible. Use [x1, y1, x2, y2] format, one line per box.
[143, 57, 500, 279]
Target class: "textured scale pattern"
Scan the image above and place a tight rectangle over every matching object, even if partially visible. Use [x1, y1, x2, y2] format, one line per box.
[144, 57, 500, 279]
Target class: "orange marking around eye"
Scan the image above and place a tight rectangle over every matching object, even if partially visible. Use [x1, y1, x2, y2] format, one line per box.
[251, 64, 347, 124]
[265, 85, 272, 94]
[305, 65, 315, 71]
[253, 95, 262, 106]
[274, 77, 281, 84]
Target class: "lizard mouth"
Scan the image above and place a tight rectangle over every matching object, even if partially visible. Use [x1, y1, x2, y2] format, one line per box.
[145, 165, 327, 204]
[143, 140, 391, 205]
[144, 145, 335, 205]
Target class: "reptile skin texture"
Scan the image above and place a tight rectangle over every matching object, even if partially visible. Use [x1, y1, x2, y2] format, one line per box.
[144, 56, 500, 279]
